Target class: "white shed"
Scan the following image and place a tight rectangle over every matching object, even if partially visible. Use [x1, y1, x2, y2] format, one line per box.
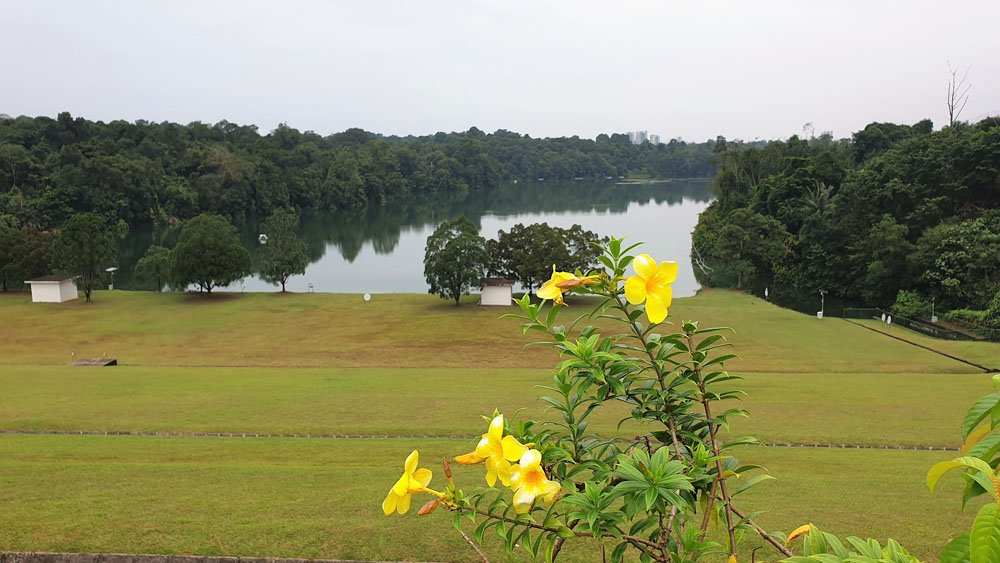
[26, 276, 79, 303]
[481, 278, 515, 306]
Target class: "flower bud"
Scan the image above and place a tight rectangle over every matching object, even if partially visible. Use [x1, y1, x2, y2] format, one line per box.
[417, 498, 441, 515]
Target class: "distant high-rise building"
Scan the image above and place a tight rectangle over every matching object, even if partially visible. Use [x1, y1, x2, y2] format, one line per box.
[627, 130, 657, 144]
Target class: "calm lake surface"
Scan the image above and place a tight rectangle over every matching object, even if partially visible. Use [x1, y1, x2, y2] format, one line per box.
[119, 179, 713, 297]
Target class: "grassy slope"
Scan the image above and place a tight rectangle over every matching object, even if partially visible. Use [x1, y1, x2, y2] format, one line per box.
[854, 318, 1000, 370]
[0, 288, 998, 561]
[0, 289, 983, 373]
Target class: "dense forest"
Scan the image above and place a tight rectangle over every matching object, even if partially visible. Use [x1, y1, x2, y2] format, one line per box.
[0, 113, 716, 231]
[693, 118, 1000, 326]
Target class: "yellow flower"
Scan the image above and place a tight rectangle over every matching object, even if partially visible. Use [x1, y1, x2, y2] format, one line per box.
[455, 414, 528, 487]
[382, 450, 433, 515]
[624, 253, 677, 324]
[537, 265, 599, 305]
[509, 449, 561, 514]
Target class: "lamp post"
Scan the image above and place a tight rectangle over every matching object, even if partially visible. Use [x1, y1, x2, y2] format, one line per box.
[105, 267, 118, 291]
[818, 289, 827, 319]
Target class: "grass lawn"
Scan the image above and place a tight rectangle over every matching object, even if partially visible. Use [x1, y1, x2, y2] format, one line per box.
[0, 289, 986, 373]
[0, 435, 979, 562]
[0, 365, 989, 447]
[0, 288, 997, 561]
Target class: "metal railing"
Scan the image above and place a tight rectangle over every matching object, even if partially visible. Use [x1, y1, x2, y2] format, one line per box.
[843, 307, 984, 341]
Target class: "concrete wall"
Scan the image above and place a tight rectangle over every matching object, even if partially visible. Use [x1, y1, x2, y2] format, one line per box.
[29, 284, 62, 303]
[481, 285, 512, 306]
[59, 280, 79, 302]
[28, 281, 78, 303]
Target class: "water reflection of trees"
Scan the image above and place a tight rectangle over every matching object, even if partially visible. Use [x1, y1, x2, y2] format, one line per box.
[299, 179, 711, 263]
[116, 179, 711, 285]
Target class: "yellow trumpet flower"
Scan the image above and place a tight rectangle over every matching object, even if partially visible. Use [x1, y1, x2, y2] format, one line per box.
[382, 450, 433, 515]
[537, 265, 599, 305]
[624, 253, 677, 324]
[509, 449, 561, 514]
[455, 414, 528, 487]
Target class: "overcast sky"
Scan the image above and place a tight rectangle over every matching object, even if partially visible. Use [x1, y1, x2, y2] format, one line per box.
[3, 0, 998, 141]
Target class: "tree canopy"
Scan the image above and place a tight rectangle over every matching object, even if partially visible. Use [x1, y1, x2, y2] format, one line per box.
[258, 209, 308, 292]
[0, 113, 717, 231]
[489, 223, 607, 290]
[423, 217, 490, 305]
[170, 213, 250, 295]
[51, 212, 116, 301]
[693, 117, 1000, 321]
[132, 245, 172, 291]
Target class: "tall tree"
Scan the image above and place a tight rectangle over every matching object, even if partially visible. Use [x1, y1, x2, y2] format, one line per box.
[258, 209, 309, 292]
[170, 214, 251, 295]
[490, 223, 605, 291]
[947, 61, 972, 127]
[52, 213, 116, 302]
[133, 245, 172, 291]
[423, 217, 489, 305]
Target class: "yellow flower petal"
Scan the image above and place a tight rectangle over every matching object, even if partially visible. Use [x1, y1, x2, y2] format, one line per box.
[519, 449, 542, 469]
[455, 451, 483, 465]
[645, 292, 668, 324]
[395, 491, 412, 514]
[501, 435, 527, 462]
[391, 473, 409, 496]
[404, 450, 419, 475]
[632, 253, 657, 280]
[624, 275, 647, 305]
[484, 461, 498, 487]
[659, 261, 678, 283]
[488, 415, 505, 443]
[512, 486, 535, 514]
[495, 459, 513, 487]
[382, 491, 398, 515]
[541, 480, 562, 502]
[537, 281, 562, 301]
[412, 468, 433, 489]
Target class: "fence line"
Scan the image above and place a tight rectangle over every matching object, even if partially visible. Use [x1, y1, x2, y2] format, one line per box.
[0, 428, 959, 452]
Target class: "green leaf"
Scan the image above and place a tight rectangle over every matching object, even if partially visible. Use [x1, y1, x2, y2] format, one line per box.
[971, 503, 1000, 563]
[929, 457, 997, 495]
[964, 393, 1000, 438]
[731, 473, 775, 496]
[940, 534, 970, 563]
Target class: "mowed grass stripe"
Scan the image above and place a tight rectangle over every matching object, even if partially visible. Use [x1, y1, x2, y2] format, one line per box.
[0, 434, 980, 562]
[0, 290, 984, 373]
[0, 365, 988, 446]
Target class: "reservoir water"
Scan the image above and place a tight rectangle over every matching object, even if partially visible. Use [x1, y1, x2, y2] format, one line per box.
[119, 179, 713, 297]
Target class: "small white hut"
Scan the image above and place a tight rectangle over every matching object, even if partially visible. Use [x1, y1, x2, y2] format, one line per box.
[480, 278, 515, 306]
[25, 276, 79, 303]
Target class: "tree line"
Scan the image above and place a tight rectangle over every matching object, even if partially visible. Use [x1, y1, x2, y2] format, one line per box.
[692, 117, 1000, 328]
[0, 112, 717, 232]
[424, 219, 606, 304]
[1, 210, 307, 300]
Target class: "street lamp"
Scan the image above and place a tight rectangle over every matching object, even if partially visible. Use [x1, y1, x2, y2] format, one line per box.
[105, 267, 118, 291]
[818, 289, 828, 319]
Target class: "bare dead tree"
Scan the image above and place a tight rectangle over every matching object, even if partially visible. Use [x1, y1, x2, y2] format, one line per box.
[947, 61, 972, 127]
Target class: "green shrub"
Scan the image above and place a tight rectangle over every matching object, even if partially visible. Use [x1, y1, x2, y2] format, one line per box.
[945, 309, 988, 325]
[891, 290, 931, 319]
